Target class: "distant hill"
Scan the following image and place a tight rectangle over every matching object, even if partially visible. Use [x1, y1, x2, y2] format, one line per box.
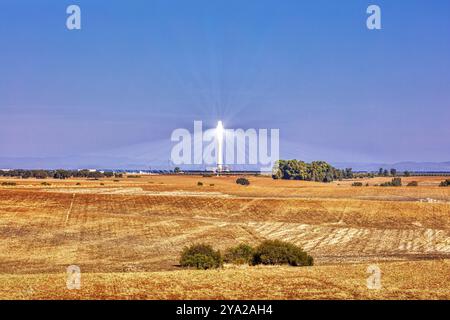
[333, 161, 450, 172]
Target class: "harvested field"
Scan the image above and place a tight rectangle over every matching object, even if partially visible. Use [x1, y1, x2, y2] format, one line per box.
[1, 175, 450, 299]
[2, 260, 450, 300]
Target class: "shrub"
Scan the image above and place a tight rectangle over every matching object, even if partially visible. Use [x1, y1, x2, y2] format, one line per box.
[407, 181, 419, 187]
[76, 182, 81, 186]
[224, 244, 255, 265]
[179, 244, 222, 270]
[236, 177, 250, 186]
[380, 178, 402, 187]
[352, 182, 363, 187]
[1, 182, 16, 186]
[127, 175, 141, 178]
[197, 181, 203, 186]
[41, 182, 51, 186]
[252, 240, 313, 267]
[210, 184, 215, 187]
[202, 174, 213, 178]
[440, 179, 450, 187]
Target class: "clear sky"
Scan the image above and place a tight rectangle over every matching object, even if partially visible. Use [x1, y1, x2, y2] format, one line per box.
[1, 0, 449, 168]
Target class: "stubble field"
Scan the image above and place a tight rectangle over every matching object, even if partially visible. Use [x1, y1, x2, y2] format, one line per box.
[1, 174, 450, 299]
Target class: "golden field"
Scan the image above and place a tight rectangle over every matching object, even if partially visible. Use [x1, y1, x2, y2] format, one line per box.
[1, 174, 450, 299]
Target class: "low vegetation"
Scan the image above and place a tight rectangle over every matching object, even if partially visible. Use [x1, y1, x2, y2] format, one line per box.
[224, 244, 255, 265]
[407, 181, 419, 187]
[179, 244, 223, 270]
[352, 182, 363, 187]
[0, 169, 116, 179]
[182, 241, 313, 269]
[236, 177, 250, 186]
[1, 181, 16, 186]
[252, 240, 314, 267]
[380, 178, 402, 187]
[440, 179, 450, 187]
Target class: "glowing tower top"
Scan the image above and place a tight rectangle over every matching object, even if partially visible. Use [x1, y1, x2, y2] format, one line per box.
[216, 121, 224, 173]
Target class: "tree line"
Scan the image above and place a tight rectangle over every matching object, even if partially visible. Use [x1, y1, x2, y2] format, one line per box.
[272, 160, 353, 182]
[272, 160, 422, 183]
[0, 169, 122, 179]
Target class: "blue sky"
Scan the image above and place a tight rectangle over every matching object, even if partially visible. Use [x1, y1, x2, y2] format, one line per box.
[1, 0, 449, 168]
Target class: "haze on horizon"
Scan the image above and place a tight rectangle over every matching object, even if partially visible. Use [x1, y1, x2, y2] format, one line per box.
[1, 0, 449, 169]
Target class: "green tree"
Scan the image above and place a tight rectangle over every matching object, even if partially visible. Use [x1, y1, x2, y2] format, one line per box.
[224, 244, 255, 265]
[53, 170, 71, 179]
[179, 244, 222, 270]
[252, 240, 313, 267]
[273, 160, 344, 183]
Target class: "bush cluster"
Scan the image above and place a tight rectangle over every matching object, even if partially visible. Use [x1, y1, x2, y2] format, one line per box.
[352, 182, 363, 187]
[224, 244, 255, 265]
[179, 244, 223, 270]
[236, 177, 250, 186]
[252, 240, 313, 267]
[180, 241, 313, 270]
[407, 181, 419, 187]
[273, 160, 353, 182]
[440, 179, 450, 187]
[380, 178, 402, 187]
[1, 182, 16, 186]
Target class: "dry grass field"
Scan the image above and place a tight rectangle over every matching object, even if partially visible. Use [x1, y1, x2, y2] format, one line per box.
[1, 174, 450, 299]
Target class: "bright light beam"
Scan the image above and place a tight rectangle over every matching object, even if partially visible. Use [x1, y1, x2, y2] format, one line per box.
[216, 121, 224, 172]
